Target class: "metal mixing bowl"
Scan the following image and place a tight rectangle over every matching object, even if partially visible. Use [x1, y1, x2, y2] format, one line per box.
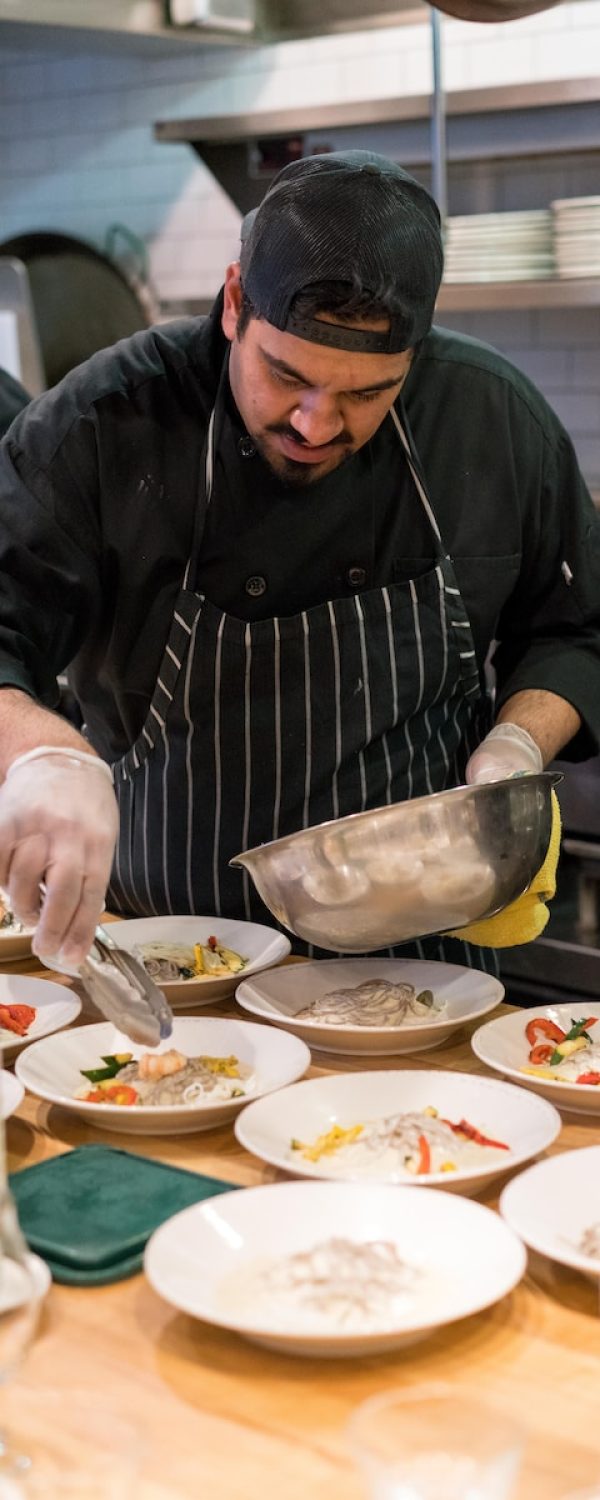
[231, 773, 560, 952]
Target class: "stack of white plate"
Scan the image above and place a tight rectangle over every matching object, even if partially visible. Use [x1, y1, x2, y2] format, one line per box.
[552, 196, 600, 279]
[443, 208, 554, 283]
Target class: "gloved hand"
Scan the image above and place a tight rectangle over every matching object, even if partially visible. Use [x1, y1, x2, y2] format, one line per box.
[465, 722, 543, 786]
[0, 746, 119, 969]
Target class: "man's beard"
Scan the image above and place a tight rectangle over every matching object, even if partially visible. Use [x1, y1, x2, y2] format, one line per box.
[252, 424, 354, 488]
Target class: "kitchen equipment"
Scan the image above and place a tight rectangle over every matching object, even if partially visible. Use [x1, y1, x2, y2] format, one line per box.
[77, 923, 173, 1048]
[0, 232, 149, 389]
[15, 1017, 310, 1136]
[235, 956, 504, 1056]
[103, 914, 291, 1006]
[231, 772, 560, 953]
[234, 1068, 560, 1195]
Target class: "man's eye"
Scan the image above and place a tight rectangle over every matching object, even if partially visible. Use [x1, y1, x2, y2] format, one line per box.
[351, 389, 382, 404]
[272, 370, 299, 388]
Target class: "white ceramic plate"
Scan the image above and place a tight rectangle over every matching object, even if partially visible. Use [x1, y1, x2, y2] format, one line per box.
[500, 1146, 600, 1282]
[472, 1003, 600, 1115]
[235, 958, 504, 1056]
[109, 916, 291, 1006]
[144, 1180, 526, 1357]
[15, 1017, 310, 1136]
[0, 975, 81, 1060]
[235, 1069, 560, 1195]
[1, 1069, 24, 1120]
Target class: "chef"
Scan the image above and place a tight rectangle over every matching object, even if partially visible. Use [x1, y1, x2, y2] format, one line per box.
[0, 150, 598, 974]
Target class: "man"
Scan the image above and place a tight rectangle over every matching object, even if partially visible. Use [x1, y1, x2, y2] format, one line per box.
[0, 150, 598, 974]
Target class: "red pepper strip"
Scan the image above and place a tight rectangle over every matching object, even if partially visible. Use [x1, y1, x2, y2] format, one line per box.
[208, 935, 218, 950]
[84, 1084, 138, 1106]
[581, 1018, 599, 1030]
[0, 1004, 35, 1037]
[417, 1134, 431, 1174]
[529, 1043, 555, 1066]
[525, 1017, 565, 1046]
[442, 1117, 510, 1151]
[576, 1072, 600, 1086]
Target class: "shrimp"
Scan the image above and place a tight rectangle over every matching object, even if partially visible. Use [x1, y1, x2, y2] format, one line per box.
[137, 1049, 186, 1081]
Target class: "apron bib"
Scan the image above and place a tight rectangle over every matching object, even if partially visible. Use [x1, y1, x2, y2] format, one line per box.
[108, 379, 494, 969]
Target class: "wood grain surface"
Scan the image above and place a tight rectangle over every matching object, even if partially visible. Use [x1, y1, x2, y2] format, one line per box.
[2, 947, 600, 1500]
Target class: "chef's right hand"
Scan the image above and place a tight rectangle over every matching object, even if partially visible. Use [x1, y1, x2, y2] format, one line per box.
[0, 748, 119, 969]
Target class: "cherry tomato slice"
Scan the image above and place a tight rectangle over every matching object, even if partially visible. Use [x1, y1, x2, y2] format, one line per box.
[529, 1043, 555, 1066]
[525, 1018, 565, 1046]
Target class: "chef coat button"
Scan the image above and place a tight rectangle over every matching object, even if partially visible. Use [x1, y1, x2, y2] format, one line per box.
[245, 574, 267, 598]
[346, 565, 367, 589]
[238, 436, 256, 459]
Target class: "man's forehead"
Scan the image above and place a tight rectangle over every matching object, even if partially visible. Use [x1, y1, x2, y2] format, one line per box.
[253, 319, 412, 388]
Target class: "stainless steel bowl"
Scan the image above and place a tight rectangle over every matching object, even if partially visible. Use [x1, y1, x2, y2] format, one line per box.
[231, 773, 560, 952]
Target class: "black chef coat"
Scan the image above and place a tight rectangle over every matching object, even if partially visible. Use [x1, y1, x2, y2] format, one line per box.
[0, 293, 599, 766]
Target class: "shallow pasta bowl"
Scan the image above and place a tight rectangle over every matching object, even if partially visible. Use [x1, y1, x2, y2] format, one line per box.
[144, 1179, 526, 1357]
[109, 915, 291, 1006]
[235, 957, 504, 1056]
[499, 1146, 600, 1283]
[471, 1002, 600, 1115]
[0, 974, 81, 1060]
[15, 1017, 310, 1135]
[231, 773, 559, 952]
[235, 1069, 561, 1195]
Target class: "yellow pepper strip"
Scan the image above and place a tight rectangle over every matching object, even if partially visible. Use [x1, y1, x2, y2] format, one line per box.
[291, 1123, 364, 1162]
[199, 1054, 241, 1077]
[520, 1065, 562, 1080]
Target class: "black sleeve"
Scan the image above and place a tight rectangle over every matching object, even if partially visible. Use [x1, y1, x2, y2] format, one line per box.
[0, 396, 104, 707]
[492, 426, 600, 759]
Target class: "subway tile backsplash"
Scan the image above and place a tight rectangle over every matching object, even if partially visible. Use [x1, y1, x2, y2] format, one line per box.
[0, 3, 599, 486]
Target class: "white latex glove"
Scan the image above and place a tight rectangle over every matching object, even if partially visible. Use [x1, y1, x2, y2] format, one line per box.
[0, 746, 119, 969]
[465, 722, 543, 786]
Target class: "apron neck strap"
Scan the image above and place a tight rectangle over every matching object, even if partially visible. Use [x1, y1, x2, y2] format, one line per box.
[389, 403, 444, 550]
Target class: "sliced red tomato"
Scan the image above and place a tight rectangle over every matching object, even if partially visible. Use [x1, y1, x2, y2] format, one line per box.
[529, 1043, 555, 1066]
[84, 1084, 138, 1106]
[443, 1117, 509, 1151]
[417, 1134, 431, 1174]
[0, 1003, 36, 1037]
[525, 1017, 565, 1047]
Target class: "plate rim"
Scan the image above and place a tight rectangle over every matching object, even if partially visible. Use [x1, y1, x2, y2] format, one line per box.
[14, 1016, 311, 1121]
[235, 957, 505, 1037]
[499, 1144, 600, 1276]
[471, 1003, 600, 1100]
[144, 1180, 527, 1342]
[233, 1066, 562, 1186]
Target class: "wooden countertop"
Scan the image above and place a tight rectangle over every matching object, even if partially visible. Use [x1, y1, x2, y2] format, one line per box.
[3, 952, 600, 1500]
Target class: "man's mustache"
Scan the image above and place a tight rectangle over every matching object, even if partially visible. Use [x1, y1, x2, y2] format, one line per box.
[265, 422, 352, 449]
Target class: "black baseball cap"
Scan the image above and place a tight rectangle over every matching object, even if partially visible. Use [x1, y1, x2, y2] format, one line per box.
[239, 150, 443, 355]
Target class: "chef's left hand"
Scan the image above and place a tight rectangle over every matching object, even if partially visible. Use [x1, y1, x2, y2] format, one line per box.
[466, 722, 543, 785]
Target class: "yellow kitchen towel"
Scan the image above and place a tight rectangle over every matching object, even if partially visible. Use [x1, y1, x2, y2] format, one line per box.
[446, 789, 561, 948]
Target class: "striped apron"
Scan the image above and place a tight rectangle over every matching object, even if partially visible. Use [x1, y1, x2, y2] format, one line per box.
[108, 380, 495, 970]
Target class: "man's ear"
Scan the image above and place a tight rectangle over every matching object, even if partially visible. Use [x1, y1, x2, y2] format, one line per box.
[222, 263, 242, 341]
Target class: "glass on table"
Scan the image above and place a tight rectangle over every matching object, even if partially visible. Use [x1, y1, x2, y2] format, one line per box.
[0, 1056, 44, 1492]
[348, 1385, 524, 1500]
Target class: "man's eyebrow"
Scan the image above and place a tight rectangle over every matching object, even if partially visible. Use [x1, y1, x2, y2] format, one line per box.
[260, 348, 407, 394]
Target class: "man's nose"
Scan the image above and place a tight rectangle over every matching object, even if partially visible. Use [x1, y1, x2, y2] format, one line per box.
[290, 391, 344, 446]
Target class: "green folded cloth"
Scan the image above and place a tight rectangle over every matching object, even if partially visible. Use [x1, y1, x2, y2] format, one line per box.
[9, 1144, 237, 1286]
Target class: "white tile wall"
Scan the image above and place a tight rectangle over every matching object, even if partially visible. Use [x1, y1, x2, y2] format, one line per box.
[0, 2, 599, 482]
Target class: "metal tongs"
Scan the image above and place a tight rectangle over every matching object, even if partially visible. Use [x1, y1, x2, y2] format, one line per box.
[35, 883, 173, 1047]
[78, 924, 174, 1047]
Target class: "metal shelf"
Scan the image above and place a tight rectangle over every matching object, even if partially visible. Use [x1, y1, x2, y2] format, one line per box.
[437, 278, 600, 311]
